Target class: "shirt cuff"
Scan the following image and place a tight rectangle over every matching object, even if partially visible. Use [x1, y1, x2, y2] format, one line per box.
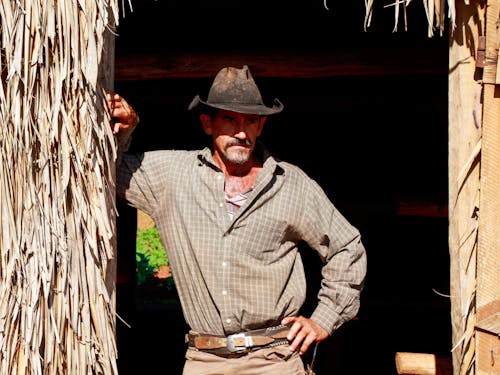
[310, 298, 359, 335]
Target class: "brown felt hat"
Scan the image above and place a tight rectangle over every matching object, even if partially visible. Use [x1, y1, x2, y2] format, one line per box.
[188, 65, 284, 115]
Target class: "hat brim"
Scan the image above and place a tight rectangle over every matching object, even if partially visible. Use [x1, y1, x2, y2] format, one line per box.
[188, 95, 284, 115]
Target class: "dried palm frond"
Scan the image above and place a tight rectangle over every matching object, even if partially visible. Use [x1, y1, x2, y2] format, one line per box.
[364, 0, 456, 36]
[0, 0, 120, 373]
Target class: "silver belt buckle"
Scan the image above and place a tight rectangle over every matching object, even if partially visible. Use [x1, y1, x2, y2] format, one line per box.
[226, 333, 253, 352]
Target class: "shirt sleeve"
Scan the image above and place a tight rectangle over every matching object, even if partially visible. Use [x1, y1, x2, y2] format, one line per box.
[298, 176, 367, 335]
[116, 151, 161, 217]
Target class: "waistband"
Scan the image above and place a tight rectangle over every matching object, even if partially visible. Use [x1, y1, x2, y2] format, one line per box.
[185, 324, 291, 358]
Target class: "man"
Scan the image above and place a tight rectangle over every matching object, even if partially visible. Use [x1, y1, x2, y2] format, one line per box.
[109, 65, 367, 374]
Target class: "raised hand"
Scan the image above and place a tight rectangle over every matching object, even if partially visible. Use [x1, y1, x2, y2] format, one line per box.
[107, 92, 139, 135]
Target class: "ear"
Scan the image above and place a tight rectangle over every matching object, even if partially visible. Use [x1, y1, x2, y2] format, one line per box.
[256, 116, 267, 136]
[200, 114, 213, 135]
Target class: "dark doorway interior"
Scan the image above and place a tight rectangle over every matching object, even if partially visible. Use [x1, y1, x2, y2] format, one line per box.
[113, 1, 450, 374]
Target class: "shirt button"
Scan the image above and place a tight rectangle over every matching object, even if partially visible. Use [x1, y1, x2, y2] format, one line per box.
[226, 319, 231, 324]
[222, 261, 227, 267]
[217, 175, 223, 180]
[222, 290, 227, 296]
[219, 203, 224, 208]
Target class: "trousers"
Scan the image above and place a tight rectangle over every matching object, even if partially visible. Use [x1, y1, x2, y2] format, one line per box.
[182, 345, 307, 375]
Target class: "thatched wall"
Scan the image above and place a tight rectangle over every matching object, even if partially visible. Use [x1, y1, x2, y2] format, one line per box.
[0, 1, 119, 373]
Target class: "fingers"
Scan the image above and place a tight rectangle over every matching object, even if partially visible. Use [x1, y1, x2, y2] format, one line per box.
[106, 92, 122, 113]
[106, 92, 138, 134]
[287, 317, 314, 355]
[106, 92, 127, 115]
[282, 316, 329, 355]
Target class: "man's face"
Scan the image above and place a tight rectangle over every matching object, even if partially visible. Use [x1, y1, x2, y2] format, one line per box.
[201, 109, 266, 165]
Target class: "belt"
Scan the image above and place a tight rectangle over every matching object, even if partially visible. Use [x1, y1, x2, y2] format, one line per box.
[185, 324, 291, 358]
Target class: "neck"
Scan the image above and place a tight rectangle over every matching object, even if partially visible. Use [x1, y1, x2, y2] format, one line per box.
[217, 155, 262, 197]
[212, 152, 261, 198]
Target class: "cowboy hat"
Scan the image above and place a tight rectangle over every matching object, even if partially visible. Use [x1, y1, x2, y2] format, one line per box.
[188, 65, 284, 115]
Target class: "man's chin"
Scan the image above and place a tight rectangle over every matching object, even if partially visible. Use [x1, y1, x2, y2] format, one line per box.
[224, 150, 250, 165]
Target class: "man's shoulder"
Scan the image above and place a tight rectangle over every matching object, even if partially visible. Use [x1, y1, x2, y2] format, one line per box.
[122, 149, 203, 170]
[275, 159, 310, 179]
[141, 148, 202, 161]
[272, 159, 326, 194]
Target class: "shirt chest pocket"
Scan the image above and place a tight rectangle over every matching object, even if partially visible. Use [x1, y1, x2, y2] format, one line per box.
[232, 215, 289, 262]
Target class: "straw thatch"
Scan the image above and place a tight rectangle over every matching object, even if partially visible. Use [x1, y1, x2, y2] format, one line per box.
[0, 1, 120, 373]
[364, 0, 455, 36]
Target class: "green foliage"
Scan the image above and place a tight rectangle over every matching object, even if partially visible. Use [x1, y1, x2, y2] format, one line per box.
[136, 226, 168, 285]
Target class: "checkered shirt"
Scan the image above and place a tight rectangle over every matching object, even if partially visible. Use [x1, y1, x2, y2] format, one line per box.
[117, 144, 367, 336]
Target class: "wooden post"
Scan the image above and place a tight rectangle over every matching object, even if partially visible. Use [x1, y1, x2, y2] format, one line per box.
[448, 0, 485, 373]
[396, 352, 453, 375]
[476, 0, 500, 373]
[449, 0, 500, 373]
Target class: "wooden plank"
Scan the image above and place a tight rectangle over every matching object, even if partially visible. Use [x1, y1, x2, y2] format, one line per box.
[477, 302, 500, 374]
[477, 0, 500, 371]
[397, 201, 448, 218]
[396, 352, 453, 375]
[115, 48, 447, 81]
[448, 0, 485, 373]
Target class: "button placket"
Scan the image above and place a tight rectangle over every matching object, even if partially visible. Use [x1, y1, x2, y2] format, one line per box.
[221, 229, 230, 326]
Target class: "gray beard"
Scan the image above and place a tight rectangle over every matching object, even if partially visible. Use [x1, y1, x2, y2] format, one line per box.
[223, 139, 252, 165]
[223, 149, 250, 165]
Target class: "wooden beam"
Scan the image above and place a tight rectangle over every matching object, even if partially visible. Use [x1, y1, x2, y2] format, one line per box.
[396, 352, 453, 375]
[397, 201, 448, 218]
[115, 47, 447, 81]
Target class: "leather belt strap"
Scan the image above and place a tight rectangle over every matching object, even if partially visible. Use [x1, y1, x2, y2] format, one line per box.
[186, 324, 291, 356]
[194, 335, 276, 350]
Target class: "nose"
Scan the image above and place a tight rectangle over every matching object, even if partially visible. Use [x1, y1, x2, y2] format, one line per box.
[234, 130, 247, 140]
[233, 120, 247, 139]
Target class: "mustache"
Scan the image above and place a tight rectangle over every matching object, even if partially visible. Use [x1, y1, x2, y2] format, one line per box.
[226, 139, 252, 147]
